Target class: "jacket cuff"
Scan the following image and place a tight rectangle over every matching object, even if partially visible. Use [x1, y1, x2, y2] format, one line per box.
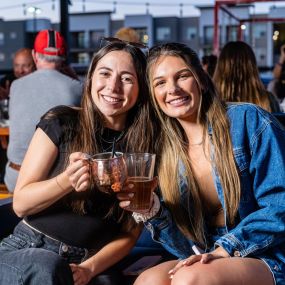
[215, 233, 247, 257]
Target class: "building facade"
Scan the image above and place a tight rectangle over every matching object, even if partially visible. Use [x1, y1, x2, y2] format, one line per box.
[0, 5, 285, 74]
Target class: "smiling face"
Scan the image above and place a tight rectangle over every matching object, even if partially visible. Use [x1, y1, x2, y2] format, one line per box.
[151, 55, 201, 123]
[91, 50, 139, 129]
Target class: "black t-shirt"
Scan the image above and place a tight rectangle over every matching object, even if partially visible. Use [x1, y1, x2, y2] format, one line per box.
[25, 106, 125, 250]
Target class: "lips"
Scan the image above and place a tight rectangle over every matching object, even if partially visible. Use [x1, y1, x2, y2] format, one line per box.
[102, 95, 123, 104]
[167, 96, 190, 105]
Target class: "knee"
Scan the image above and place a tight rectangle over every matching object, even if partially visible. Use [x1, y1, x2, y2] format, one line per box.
[134, 268, 168, 285]
[171, 266, 209, 285]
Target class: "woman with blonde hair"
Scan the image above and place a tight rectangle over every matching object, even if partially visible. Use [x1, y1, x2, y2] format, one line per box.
[213, 41, 280, 112]
[118, 42, 285, 285]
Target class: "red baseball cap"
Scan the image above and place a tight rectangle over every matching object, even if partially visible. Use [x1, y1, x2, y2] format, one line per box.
[34, 29, 67, 57]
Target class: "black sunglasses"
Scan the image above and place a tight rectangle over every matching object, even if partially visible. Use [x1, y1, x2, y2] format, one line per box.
[100, 36, 148, 50]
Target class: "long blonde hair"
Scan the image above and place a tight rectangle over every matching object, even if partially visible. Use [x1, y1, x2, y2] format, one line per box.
[213, 41, 272, 112]
[147, 43, 240, 245]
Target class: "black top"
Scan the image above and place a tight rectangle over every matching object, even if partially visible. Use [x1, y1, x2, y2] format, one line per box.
[25, 106, 126, 250]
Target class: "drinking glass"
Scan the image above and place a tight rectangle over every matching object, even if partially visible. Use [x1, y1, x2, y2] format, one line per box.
[124, 153, 156, 211]
[91, 152, 127, 194]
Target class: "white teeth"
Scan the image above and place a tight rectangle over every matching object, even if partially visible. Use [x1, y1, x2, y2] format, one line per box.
[103, 96, 121, 102]
[168, 97, 188, 104]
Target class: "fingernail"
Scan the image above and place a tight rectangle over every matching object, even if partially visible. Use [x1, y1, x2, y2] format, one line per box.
[169, 275, 173, 279]
[124, 201, 131, 206]
[182, 260, 187, 265]
[168, 269, 173, 274]
[128, 193, 134, 198]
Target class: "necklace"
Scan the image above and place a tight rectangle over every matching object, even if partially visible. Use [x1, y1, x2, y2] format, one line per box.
[99, 129, 125, 152]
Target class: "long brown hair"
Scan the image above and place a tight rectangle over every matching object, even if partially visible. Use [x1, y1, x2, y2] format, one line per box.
[147, 43, 240, 245]
[213, 41, 272, 112]
[47, 42, 157, 223]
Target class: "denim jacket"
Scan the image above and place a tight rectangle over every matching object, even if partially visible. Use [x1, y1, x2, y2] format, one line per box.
[145, 103, 285, 263]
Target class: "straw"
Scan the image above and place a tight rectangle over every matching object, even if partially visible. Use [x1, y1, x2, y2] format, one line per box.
[111, 137, 116, 158]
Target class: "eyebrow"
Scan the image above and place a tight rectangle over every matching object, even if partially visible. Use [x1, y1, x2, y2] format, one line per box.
[152, 68, 191, 82]
[97, 66, 137, 77]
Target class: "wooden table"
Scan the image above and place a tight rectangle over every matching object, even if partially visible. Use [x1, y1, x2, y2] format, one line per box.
[0, 127, 9, 149]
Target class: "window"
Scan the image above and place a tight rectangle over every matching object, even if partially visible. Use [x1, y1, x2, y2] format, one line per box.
[90, 30, 105, 48]
[156, 27, 171, 41]
[252, 24, 266, 39]
[77, 53, 90, 65]
[204, 26, 214, 45]
[0, 53, 5, 61]
[226, 25, 238, 42]
[10, 32, 17, 39]
[186, 27, 197, 40]
[71, 32, 87, 48]
[0, 33, 4, 45]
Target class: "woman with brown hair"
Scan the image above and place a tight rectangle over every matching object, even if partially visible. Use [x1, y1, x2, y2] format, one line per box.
[213, 41, 280, 112]
[0, 41, 157, 285]
[118, 42, 285, 285]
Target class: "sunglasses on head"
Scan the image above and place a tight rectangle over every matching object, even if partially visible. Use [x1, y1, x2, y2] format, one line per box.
[100, 36, 148, 50]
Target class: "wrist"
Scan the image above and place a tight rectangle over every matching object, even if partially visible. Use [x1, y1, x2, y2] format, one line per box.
[132, 193, 161, 223]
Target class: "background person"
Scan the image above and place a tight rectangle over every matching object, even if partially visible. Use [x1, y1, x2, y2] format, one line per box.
[0, 48, 36, 100]
[4, 29, 82, 192]
[201, 54, 217, 77]
[118, 42, 285, 285]
[269, 43, 285, 111]
[213, 41, 280, 113]
[114, 27, 140, 43]
[0, 40, 157, 285]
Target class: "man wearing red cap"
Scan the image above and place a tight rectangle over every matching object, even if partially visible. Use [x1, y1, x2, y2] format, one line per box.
[5, 29, 82, 192]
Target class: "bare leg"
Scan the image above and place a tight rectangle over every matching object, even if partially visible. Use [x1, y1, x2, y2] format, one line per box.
[171, 257, 274, 285]
[134, 260, 178, 285]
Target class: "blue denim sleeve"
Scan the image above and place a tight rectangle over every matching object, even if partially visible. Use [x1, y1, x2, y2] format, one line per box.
[215, 109, 285, 257]
[144, 202, 195, 259]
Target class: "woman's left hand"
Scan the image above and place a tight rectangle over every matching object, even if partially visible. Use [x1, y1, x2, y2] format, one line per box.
[168, 247, 230, 278]
[70, 263, 93, 285]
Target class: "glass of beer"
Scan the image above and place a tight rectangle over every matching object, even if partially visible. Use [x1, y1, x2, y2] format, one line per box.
[91, 152, 127, 195]
[124, 153, 156, 211]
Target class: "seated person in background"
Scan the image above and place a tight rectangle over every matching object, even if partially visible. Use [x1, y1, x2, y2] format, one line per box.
[201, 54, 217, 77]
[0, 40, 157, 285]
[0, 48, 35, 100]
[115, 27, 140, 43]
[4, 29, 82, 193]
[0, 48, 35, 184]
[269, 43, 285, 112]
[118, 42, 285, 285]
[213, 41, 280, 113]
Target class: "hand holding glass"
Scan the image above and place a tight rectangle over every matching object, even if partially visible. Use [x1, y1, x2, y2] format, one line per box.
[124, 153, 156, 211]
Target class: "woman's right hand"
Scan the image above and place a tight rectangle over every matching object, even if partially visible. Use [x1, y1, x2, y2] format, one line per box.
[65, 152, 91, 192]
[116, 177, 158, 214]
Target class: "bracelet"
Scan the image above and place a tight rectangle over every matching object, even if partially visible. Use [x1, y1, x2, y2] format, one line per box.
[132, 192, 161, 223]
[55, 175, 65, 191]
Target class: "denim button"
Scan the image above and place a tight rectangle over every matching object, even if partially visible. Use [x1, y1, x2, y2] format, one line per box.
[62, 244, 69, 252]
[234, 250, 241, 257]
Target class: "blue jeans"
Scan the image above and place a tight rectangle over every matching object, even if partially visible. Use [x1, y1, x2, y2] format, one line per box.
[0, 221, 88, 285]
